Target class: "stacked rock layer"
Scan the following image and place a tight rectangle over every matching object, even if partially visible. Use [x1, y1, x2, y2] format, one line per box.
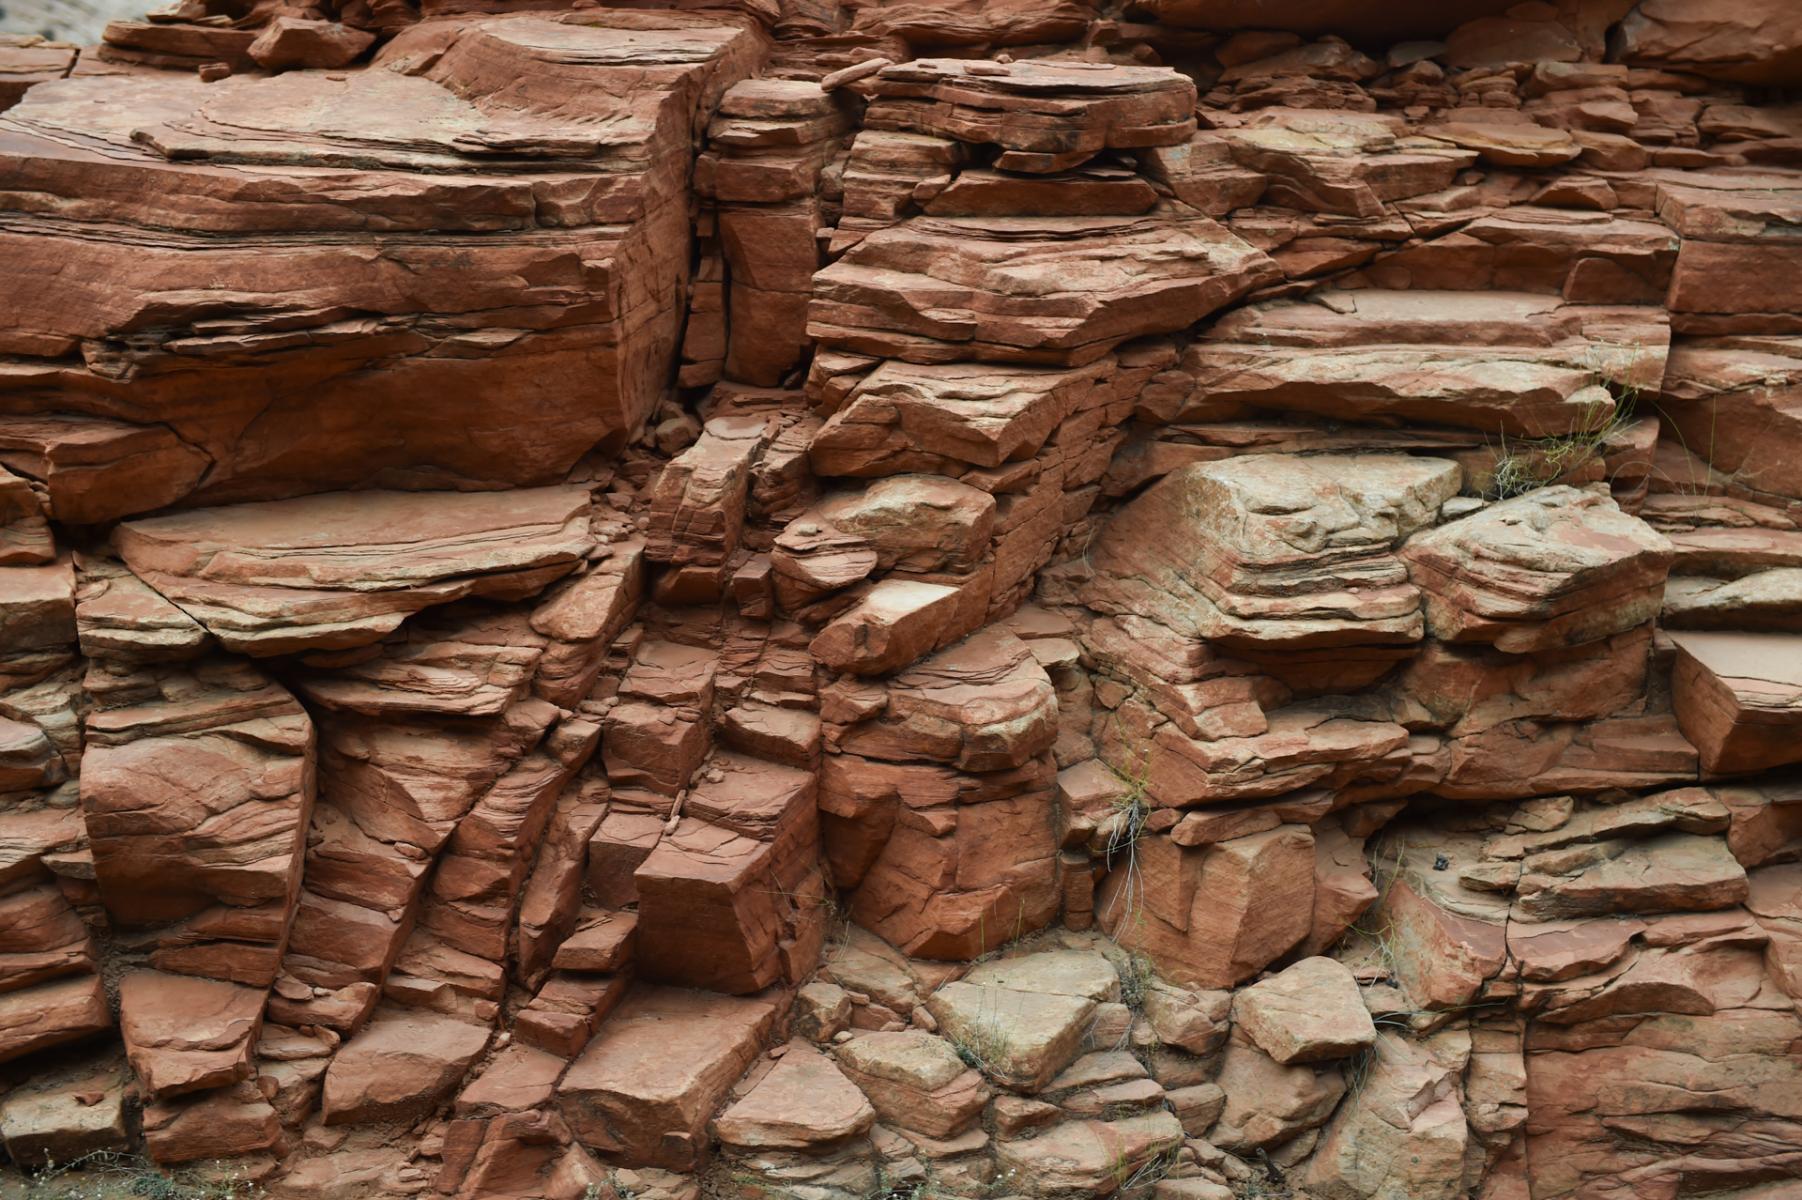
[1, 2, 1801, 1200]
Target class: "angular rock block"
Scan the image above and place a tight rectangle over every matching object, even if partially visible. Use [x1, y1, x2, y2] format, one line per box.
[713, 1040, 875, 1152]
[1670, 632, 1802, 775]
[0, 12, 764, 515]
[0, 881, 93, 994]
[1083, 454, 1460, 652]
[861, 58, 1196, 173]
[80, 662, 314, 954]
[141, 1083, 281, 1166]
[633, 755, 822, 994]
[1231, 957, 1375, 1065]
[1099, 825, 1315, 990]
[321, 1007, 492, 1126]
[924, 950, 1113, 1090]
[809, 206, 1279, 366]
[1220, 109, 1473, 218]
[834, 1030, 989, 1138]
[810, 580, 964, 676]
[1657, 335, 1802, 504]
[646, 416, 771, 569]
[291, 606, 546, 719]
[0, 974, 111, 1065]
[840, 753, 1061, 959]
[1209, 1034, 1346, 1153]
[113, 488, 591, 657]
[0, 1051, 131, 1167]
[809, 357, 1117, 478]
[118, 971, 264, 1100]
[845, 0, 1096, 47]
[1660, 176, 1802, 327]
[558, 987, 778, 1171]
[836, 627, 1058, 770]
[1401, 486, 1674, 652]
[1173, 290, 1669, 437]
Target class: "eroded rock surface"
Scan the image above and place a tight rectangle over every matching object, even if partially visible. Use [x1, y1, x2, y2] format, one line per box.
[2, 2, 1801, 1198]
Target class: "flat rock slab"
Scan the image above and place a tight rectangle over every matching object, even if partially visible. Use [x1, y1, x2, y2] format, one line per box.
[119, 971, 264, 1100]
[0, 1052, 130, 1167]
[0, 975, 111, 1066]
[809, 206, 1279, 366]
[1178, 290, 1669, 438]
[926, 965, 1100, 1092]
[863, 58, 1197, 172]
[1084, 453, 1460, 651]
[994, 1111, 1185, 1195]
[809, 357, 1115, 477]
[1231, 956, 1376, 1064]
[713, 1040, 875, 1151]
[0, 13, 765, 513]
[834, 1030, 989, 1138]
[962, 950, 1122, 1003]
[142, 1082, 280, 1165]
[1515, 832, 1749, 920]
[1670, 631, 1802, 775]
[1402, 486, 1674, 652]
[321, 1008, 492, 1126]
[558, 986, 777, 1170]
[114, 487, 592, 656]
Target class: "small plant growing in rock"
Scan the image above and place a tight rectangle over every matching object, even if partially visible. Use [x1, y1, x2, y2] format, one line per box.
[16, 1151, 260, 1200]
[947, 1010, 1011, 1075]
[1112, 1148, 1179, 1198]
[1095, 735, 1155, 932]
[1486, 392, 1635, 500]
[1116, 950, 1157, 1013]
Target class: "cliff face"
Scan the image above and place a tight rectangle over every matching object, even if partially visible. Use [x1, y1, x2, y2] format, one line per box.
[0, 3, 1799, 1199]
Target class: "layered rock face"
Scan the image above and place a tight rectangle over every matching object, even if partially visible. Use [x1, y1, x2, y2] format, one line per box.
[2, 3, 1801, 1200]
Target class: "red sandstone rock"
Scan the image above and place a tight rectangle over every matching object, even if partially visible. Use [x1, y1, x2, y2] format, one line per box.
[81, 661, 313, 976]
[2, 4, 1802, 1193]
[1303, 1033, 1467, 1200]
[1100, 825, 1316, 989]
[1617, 0, 1802, 86]
[834, 1030, 989, 1138]
[1657, 336, 1802, 505]
[119, 971, 264, 1100]
[0, 1051, 130, 1167]
[0, 13, 764, 514]
[633, 753, 822, 994]
[713, 1039, 875, 1151]
[112, 488, 591, 656]
[862, 58, 1195, 172]
[321, 1007, 492, 1126]
[558, 986, 777, 1170]
[247, 18, 376, 70]
[846, 1, 1095, 49]
[1400, 486, 1674, 652]
[0, 974, 111, 1065]
[1175, 290, 1669, 437]
[1231, 957, 1375, 1064]
[1670, 631, 1802, 775]
[142, 1083, 281, 1166]
[0, 35, 74, 112]
[1084, 454, 1459, 652]
[809, 207, 1279, 366]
